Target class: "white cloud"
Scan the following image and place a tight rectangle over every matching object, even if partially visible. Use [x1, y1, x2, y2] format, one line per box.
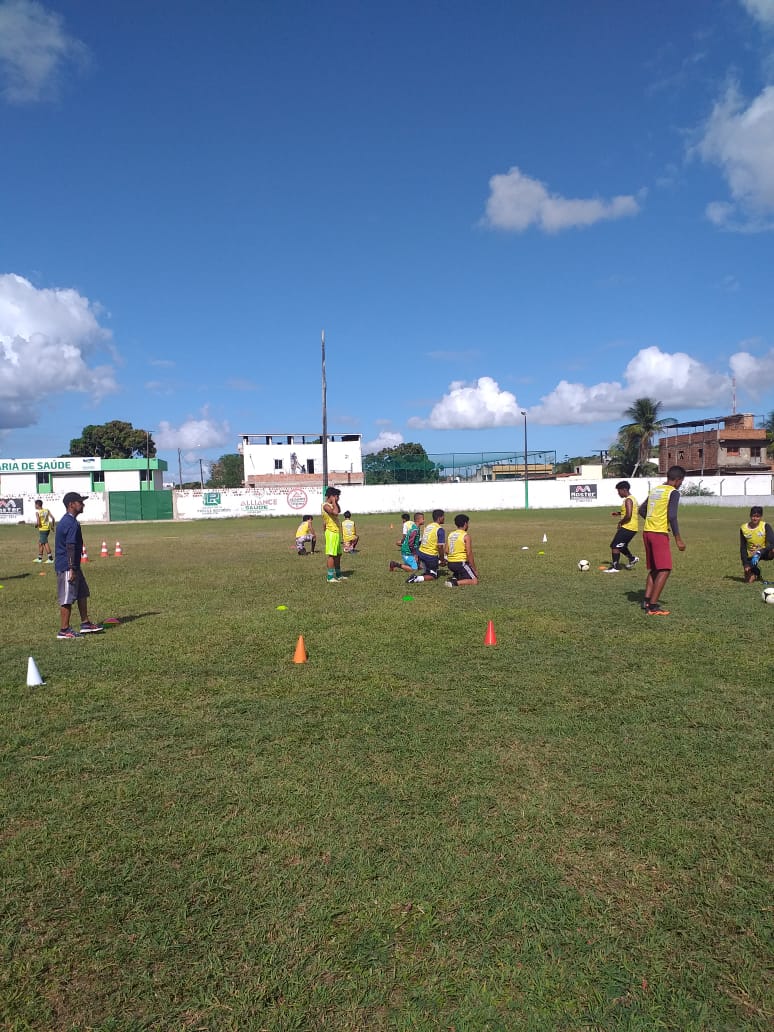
[410, 349, 734, 430]
[0, 273, 117, 429]
[408, 376, 521, 429]
[0, 0, 88, 104]
[741, 0, 774, 28]
[529, 347, 731, 425]
[482, 166, 641, 233]
[729, 347, 774, 395]
[154, 411, 231, 451]
[363, 430, 404, 454]
[696, 84, 774, 230]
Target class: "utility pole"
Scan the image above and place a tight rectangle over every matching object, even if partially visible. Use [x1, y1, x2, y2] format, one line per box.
[321, 329, 329, 490]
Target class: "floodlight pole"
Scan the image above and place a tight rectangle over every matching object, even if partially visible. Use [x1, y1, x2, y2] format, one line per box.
[321, 329, 329, 490]
[521, 410, 529, 510]
[145, 429, 155, 492]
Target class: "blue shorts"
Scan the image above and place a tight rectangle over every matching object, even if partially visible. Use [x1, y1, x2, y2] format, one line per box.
[401, 554, 418, 570]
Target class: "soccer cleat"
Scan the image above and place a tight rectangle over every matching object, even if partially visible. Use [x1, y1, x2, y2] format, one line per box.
[626, 556, 639, 569]
[389, 561, 399, 571]
[57, 627, 82, 639]
[80, 621, 104, 634]
[603, 565, 620, 573]
[646, 604, 670, 616]
[45, 556, 54, 563]
[34, 557, 43, 563]
[641, 599, 650, 611]
[445, 577, 459, 588]
[326, 577, 341, 584]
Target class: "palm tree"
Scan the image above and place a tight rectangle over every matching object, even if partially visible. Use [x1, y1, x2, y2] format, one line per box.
[619, 398, 678, 477]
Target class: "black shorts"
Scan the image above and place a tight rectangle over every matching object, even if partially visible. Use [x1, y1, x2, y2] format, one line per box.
[610, 528, 636, 550]
[418, 552, 440, 577]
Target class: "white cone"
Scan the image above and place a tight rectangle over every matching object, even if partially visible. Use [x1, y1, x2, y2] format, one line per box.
[542, 533, 547, 543]
[27, 656, 45, 686]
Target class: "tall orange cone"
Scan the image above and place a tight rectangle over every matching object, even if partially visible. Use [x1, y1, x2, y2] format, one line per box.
[81, 544, 89, 562]
[484, 620, 497, 646]
[293, 635, 308, 664]
[114, 541, 123, 557]
[100, 540, 108, 558]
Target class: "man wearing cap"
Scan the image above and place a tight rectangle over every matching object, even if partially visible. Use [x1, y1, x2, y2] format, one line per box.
[55, 493, 102, 639]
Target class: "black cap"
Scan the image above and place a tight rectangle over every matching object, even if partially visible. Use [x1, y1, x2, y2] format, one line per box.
[63, 492, 87, 506]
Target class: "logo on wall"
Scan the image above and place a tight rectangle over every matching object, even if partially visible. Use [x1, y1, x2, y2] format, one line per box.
[569, 484, 598, 501]
[287, 489, 308, 510]
[0, 497, 24, 520]
[203, 492, 222, 506]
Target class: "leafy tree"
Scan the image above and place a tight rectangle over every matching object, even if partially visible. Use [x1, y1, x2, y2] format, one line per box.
[618, 398, 677, 476]
[207, 453, 244, 488]
[364, 442, 441, 484]
[605, 432, 656, 478]
[70, 421, 156, 458]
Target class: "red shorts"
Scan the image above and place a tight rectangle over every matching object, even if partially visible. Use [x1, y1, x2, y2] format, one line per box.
[643, 531, 672, 571]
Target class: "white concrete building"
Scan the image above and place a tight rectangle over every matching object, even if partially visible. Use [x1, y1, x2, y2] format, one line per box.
[239, 433, 364, 486]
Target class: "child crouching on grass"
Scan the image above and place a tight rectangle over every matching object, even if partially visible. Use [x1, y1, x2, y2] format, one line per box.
[444, 514, 478, 587]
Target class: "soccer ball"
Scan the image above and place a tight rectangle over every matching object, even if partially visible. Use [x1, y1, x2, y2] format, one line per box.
[577, 559, 590, 572]
[762, 586, 774, 604]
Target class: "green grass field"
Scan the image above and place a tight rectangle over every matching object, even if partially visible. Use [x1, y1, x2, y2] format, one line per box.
[1, 507, 771, 1031]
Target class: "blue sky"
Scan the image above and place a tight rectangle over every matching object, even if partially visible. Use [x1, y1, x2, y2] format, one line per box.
[1, 0, 773, 479]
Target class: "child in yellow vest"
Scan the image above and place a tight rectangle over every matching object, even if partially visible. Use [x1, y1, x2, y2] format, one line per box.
[740, 506, 774, 583]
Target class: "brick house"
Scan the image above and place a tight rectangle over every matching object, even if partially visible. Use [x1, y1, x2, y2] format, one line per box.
[658, 414, 773, 476]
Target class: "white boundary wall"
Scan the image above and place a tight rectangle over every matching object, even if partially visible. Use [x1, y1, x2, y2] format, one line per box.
[4, 473, 773, 525]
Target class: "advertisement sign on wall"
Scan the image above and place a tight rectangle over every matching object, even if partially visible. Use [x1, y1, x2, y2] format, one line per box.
[0, 497, 24, 522]
[569, 484, 598, 501]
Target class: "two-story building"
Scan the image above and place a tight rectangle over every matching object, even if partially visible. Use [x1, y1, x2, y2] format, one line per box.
[239, 433, 364, 487]
[658, 414, 773, 476]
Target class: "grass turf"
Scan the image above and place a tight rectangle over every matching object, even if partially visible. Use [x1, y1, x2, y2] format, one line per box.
[0, 507, 771, 1030]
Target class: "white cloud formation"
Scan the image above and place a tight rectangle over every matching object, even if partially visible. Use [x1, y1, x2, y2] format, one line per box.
[529, 347, 731, 425]
[696, 84, 774, 230]
[0, 273, 117, 429]
[0, 0, 88, 103]
[409, 349, 739, 430]
[741, 0, 774, 28]
[363, 430, 404, 454]
[482, 166, 641, 233]
[154, 411, 231, 451]
[729, 347, 774, 395]
[408, 376, 521, 430]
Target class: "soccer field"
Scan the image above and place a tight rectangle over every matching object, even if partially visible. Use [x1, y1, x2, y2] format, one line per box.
[1, 508, 771, 1030]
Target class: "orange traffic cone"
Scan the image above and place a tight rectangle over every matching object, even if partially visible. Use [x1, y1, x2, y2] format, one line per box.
[114, 541, 123, 557]
[81, 544, 88, 562]
[484, 620, 497, 646]
[100, 540, 108, 558]
[292, 635, 308, 664]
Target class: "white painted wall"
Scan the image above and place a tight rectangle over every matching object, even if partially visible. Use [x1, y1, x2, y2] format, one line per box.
[242, 438, 362, 477]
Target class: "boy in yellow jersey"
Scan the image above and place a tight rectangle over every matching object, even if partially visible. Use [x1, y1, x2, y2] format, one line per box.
[444, 514, 478, 587]
[638, 465, 686, 615]
[739, 506, 774, 583]
[295, 515, 316, 555]
[341, 511, 359, 553]
[604, 481, 639, 572]
[34, 499, 55, 563]
[322, 486, 344, 583]
[408, 509, 446, 584]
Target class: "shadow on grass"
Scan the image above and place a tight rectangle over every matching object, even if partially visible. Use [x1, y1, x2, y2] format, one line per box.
[0, 572, 32, 581]
[103, 611, 162, 627]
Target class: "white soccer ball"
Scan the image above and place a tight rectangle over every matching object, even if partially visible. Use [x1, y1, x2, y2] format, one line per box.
[762, 586, 774, 604]
[577, 559, 590, 572]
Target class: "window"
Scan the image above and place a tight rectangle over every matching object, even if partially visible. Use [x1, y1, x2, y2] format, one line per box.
[274, 459, 283, 470]
[752, 446, 761, 458]
[307, 459, 315, 474]
[92, 471, 105, 483]
[698, 448, 703, 457]
[678, 450, 685, 460]
[36, 472, 50, 486]
[726, 446, 740, 456]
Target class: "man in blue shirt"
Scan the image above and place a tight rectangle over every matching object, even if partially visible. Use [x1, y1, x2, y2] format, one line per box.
[55, 492, 103, 639]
